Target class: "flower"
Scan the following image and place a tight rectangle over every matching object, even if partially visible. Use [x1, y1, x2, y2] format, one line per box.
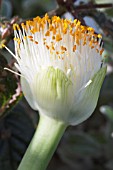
[4, 14, 106, 125]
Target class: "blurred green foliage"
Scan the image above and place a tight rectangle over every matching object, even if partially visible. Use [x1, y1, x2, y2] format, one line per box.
[0, 0, 113, 170]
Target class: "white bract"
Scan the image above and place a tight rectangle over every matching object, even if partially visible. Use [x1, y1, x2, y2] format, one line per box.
[5, 14, 106, 125]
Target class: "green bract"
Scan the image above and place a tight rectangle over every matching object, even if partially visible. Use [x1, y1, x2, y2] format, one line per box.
[21, 66, 106, 125]
[69, 66, 106, 125]
[21, 67, 73, 120]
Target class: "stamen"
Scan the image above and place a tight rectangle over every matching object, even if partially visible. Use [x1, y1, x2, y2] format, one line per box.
[2, 44, 17, 59]
[12, 14, 103, 57]
[4, 67, 23, 77]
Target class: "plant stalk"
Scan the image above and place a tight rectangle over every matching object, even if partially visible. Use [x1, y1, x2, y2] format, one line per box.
[18, 114, 67, 170]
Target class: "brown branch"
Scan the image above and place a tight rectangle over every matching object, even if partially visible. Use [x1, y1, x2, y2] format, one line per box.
[48, 6, 66, 17]
[48, 2, 113, 18]
[57, 0, 113, 10]
[73, 3, 113, 11]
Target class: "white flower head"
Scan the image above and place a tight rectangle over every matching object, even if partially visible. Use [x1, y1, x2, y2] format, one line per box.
[5, 14, 106, 125]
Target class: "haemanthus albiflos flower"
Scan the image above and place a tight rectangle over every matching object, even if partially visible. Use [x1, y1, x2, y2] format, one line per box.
[4, 14, 106, 125]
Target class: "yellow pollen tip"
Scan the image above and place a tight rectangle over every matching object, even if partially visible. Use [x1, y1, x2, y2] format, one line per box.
[21, 23, 26, 29]
[2, 44, 5, 48]
[24, 36, 27, 40]
[13, 24, 17, 30]
[13, 37, 16, 41]
[98, 34, 102, 38]
[30, 29, 35, 34]
[18, 39, 21, 44]
[16, 24, 20, 30]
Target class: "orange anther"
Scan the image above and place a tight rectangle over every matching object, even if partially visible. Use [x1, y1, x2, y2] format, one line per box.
[56, 34, 62, 41]
[61, 46, 67, 51]
[45, 31, 50, 36]
[56, 51, 59, 55]
[28, 36, 33, 39]
[52, 36, 55, 40]
[46, 45, 49, 49]
[35, 41, 38, 44]
[100, 48, 104, 55]
[73, 45, 76, 52]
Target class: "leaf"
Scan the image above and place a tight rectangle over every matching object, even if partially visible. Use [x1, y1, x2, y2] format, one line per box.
[0, 98, 37, 170]
[0, 53, 22, 117]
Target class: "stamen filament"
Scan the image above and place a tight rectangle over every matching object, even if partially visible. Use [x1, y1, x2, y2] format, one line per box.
[4, 67, 23, 77]
[2, 44, 17, 59]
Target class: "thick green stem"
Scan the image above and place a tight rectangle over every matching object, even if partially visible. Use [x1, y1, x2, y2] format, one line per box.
[18, 114, 67, 170]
